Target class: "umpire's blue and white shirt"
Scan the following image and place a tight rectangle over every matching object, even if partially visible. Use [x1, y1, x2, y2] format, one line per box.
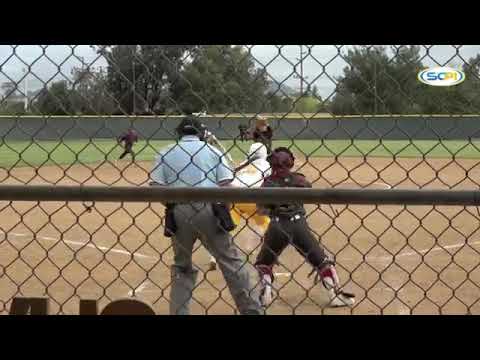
[150, 135, 234, 188]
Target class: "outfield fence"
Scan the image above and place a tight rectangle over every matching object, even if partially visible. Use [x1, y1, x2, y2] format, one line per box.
[2, 115, 480, 141]
[1, 45, 480, 315]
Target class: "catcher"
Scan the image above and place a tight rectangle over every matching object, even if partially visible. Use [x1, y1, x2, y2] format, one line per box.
[255, 147, 356, 308]
[118, 128, 138, 160]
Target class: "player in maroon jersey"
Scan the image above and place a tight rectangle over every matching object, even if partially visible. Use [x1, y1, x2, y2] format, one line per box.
[118, 128, 138, 160]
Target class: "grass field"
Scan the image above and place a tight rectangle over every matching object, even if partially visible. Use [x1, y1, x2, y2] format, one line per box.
[2, 135, 480, 314]
[1, 139, 480, 168]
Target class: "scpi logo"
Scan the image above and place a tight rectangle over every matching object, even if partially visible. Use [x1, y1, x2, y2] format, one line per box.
[418, 67, 465, 86]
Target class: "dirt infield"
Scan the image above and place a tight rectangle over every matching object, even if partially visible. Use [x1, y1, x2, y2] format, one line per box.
[1, 156, 480, 315]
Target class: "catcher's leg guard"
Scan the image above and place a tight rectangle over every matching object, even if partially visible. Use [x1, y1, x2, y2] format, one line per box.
[256, 264, 274, 307]
[311, 262, 356, 308]
[254, 222, 290, 308]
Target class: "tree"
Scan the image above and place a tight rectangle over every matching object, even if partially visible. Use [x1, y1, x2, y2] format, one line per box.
[0, 102, 26, 115]
[331, 46, 424, 115]
[330, 84, 356, 115]
[457, 54, 480, 113]
[70, 66, 117, 115]
[94, 45, 198, 114]
[330, 45, 480, 115]
[320, 98, 333, 113]
[387, 45, 424, 113]
[0, 82, 25, 115]
[1, 82, 17, 97]
[170, 45, 271, 114]
[414, 57, 480, 114]
[293, 95, 322, 113]
[34, 81, 74, 115]
[265, 93, 294, 113]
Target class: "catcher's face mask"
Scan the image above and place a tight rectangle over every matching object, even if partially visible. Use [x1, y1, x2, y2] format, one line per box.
[268, 147, 295, 171]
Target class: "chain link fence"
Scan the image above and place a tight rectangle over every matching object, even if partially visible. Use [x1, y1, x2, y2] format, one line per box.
[1, 45, 480, 315]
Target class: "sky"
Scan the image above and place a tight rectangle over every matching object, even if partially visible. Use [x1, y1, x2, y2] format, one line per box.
[1, 45, 479, 99]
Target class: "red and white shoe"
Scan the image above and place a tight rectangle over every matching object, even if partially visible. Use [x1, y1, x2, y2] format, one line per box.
[326, 288, 356, 308]
[259, 274, 273, 307]
[256, 265, 274, 307]
[312, 264, 356, 308]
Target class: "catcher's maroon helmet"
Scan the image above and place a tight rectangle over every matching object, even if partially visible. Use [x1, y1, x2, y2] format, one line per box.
[268, 147, 295, 170]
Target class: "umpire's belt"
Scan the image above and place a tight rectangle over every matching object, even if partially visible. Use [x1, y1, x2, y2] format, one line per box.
[272, 214, 302, 223]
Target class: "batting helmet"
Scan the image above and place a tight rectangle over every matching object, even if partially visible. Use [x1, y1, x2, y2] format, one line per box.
[255, 115, 268, 128]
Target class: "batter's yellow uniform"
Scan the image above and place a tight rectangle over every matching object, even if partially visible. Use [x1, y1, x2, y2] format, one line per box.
[230, 143, 271, 232]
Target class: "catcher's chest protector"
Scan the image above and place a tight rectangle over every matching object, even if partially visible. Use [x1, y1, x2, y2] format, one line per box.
[263, 172, 311, 217]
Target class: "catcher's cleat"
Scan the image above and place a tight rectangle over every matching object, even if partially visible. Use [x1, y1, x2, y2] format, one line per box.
[309, 264, 356, 308]
[208, 257, 217, 271]
[259, 274, 273, 307]
[325, 288, 356, 308]
[256, 264, 274, 307]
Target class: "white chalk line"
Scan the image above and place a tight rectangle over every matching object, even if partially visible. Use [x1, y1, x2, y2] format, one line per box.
[2, 229, 478, 305]
[334, 181, 392, 190]
[127, 281, 149, 297]
[363, 181, 392, 190]
[3, 229, 478, 265]
[275, 272, 292, 277]
[359, 240, 480, 263]
[0, 230, 156, 261]
[0, 230, 159, 298]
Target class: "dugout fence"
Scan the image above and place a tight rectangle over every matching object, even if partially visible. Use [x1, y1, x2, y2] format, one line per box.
[2, 45, 480, 315]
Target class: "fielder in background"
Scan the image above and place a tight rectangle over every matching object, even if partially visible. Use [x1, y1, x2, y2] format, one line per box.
[118, 128, 138, 160]
[255, 147, 356, 308]
[238, 124, 249, 142]
[150, 116, 263, 315]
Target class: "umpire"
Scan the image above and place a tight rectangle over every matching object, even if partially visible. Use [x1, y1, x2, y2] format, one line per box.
[150, 116, 263, 315]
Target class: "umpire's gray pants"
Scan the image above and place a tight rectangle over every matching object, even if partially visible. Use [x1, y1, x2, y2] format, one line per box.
[170, 203, 263, 315]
